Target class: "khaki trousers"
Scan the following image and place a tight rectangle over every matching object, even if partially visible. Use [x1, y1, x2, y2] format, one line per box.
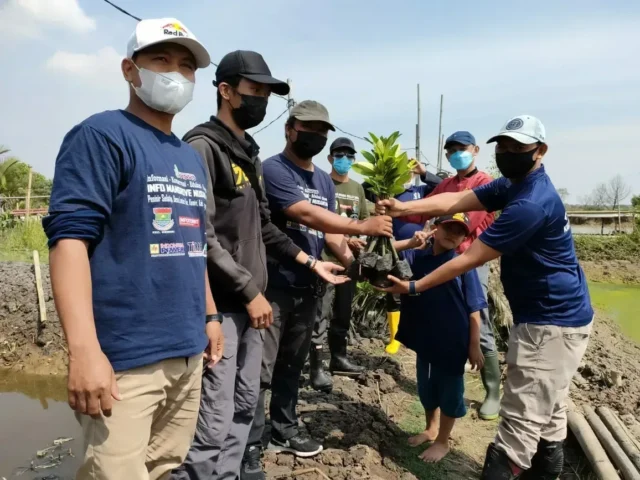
[76, 354, 203, 480]
[495, 322, 592, 469]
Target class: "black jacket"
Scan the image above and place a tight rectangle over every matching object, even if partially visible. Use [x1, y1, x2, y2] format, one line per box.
[183, 117, 301, 313]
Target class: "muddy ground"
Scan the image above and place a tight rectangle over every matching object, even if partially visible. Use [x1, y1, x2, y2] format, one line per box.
[2, 260, 640, 479]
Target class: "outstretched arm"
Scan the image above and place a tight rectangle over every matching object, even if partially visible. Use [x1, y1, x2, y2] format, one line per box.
[377, 190, 485, 218]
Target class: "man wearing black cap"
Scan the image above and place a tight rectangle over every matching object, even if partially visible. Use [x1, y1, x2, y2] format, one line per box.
[309, 137, 369, 392]
[242, 101, 393, 479]
[173, 51, 347, 480]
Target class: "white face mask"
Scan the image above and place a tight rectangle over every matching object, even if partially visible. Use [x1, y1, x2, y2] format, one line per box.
[403, 175, 416, 190]
[132, 64, 194, 115]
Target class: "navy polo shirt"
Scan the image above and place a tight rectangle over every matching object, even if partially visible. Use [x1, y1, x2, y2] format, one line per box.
[473, 166, 593, 327]
[397, 247, 487, 375]
[393, 185, 435, 240]
[262, 153, 335, 288]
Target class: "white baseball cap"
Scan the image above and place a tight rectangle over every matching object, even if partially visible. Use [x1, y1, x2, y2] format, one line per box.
[126, 18, 210, 68]
[487, 115, 546, 145]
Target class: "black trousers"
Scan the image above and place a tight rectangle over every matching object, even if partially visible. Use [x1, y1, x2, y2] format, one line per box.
[247, 286, 319, 446]
[311, 282, 356, 347]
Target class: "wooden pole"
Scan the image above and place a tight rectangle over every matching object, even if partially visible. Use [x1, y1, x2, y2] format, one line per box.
[436, 94, 444, 172]
[25, 168, 33, 219]
[585, 405, 640, 480]
[415, 84, 421, 187]
[598, 407, 640, 472]
[567, 409, 621, 479]
[33, 250, 47, 345]
[286, 78, 294, 113]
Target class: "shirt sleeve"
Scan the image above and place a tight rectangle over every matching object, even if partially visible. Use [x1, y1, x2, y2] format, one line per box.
[262, 159, 306, 211]
[420, 171, 442, 192]
[473, 177, 510, 212]
[358, 184, 370, 220]
[327, 178, 336, 214]
[43, 124, 126, 249]
[462, 268, 488, 314]
[479, 199, 546, 254]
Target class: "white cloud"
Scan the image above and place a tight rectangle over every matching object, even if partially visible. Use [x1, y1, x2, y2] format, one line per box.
[45, 47, 123, 89]
[1, 0, 96, 37]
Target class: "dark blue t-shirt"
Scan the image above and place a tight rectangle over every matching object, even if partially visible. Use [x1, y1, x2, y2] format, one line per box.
[43, 110, 208, 372]
[262, 153, 336, 288]
[473, 166, 593, 327]
[397, 247, 487, 375]
[393, 185, 435, 240]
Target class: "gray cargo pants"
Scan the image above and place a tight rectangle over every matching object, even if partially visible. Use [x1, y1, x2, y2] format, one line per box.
[172, 312, 263, 480]
[476, 263, 497, 354]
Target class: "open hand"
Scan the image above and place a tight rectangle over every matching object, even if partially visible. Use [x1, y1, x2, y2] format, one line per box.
[246, 293, 273, 329]
[375, 198, 406, 218]
[67, 347, 120, 418]
[468, 344, 485, 372]
[204, 321, 224, 368]
[374, 275, 411, 294]
[313, 261, 350, 285]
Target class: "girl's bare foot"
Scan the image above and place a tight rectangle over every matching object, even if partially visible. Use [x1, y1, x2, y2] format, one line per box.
[419, 440, 450, 463]
[408, 427, 438, 447]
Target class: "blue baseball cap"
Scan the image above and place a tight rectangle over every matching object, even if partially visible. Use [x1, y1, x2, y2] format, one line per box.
[444, 131, 476, 149]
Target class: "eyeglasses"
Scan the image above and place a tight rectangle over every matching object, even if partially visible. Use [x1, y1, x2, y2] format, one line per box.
[333, 153, 356, 160]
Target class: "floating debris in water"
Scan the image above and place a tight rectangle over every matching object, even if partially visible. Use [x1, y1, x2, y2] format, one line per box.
[53, 437, 73, 446]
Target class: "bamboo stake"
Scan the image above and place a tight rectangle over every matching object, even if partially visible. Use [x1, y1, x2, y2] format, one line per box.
[25, 168, 33, 219]
[33, 250, 47, 345]
[598, 407, 640, 473]
[568, 409, 621, 480]
[584, 405, 640, 480]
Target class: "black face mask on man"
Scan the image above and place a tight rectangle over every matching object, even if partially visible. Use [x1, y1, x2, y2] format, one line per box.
[495, 147, 538, 179]
[230, 93, 268, 130]
[290, 129, 327, 159]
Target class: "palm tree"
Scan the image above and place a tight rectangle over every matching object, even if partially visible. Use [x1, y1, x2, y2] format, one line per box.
[0, 146, 19, 191]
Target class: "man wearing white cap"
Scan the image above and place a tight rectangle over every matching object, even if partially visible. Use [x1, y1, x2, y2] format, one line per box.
[43, 18, 223, 480]
[375, 115, 593, 479]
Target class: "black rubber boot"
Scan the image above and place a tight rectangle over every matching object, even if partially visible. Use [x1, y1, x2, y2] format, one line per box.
[481, 443, 523, 480]
[309, 347, 333, 393]
[521, 440, 563, 480]
[329, 335, 365, 376]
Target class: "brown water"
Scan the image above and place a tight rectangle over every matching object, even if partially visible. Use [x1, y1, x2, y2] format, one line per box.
[0, 370, 82, 480]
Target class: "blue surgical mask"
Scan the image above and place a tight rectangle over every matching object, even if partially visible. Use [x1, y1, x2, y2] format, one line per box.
[333, 157, 353, 175]
[448, 150, 474, 171]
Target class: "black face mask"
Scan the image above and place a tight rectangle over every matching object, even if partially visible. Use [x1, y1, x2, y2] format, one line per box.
[495, 147, 538, 179]
[231, 94, 268, 130]
[290, 130, 327, 159]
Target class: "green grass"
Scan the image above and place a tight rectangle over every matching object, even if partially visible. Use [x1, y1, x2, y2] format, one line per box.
[574, 233, 640, 261]
[0, 220, 48, 263]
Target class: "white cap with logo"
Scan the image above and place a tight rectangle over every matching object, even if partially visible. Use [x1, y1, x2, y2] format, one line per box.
[126, 18, 211, 68]
[487, 115, 546, 145]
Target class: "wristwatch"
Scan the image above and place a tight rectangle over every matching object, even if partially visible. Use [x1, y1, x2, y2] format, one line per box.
[206, 313, 223, 324]
[305, 255, 317, 270]
[408, 281, 420, 296]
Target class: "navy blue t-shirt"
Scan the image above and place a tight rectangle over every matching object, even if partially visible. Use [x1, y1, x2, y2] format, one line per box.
[43, 110, 208, 372]
[473, 166, 593, 327]
[262, 153, 336, 288]
[393, 185, 436, 240]
[397, 247, 487, 375]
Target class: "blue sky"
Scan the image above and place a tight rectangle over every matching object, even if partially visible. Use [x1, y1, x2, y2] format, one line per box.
[2, 0, 640, 202]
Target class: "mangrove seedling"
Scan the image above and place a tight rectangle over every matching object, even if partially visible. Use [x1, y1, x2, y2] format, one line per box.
[351, 132, 416, 287]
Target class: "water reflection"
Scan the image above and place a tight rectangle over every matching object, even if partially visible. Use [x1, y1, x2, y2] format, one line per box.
[0, 369, 81, 480]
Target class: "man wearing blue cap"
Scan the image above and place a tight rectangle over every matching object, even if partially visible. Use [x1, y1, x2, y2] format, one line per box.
[417, 131, 501, 424]
[376, 115, 593, 480]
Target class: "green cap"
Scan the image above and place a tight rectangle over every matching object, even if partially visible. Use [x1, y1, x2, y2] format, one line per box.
[289, 100, 335, 131]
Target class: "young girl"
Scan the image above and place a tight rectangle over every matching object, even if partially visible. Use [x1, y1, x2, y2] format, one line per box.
[390, 214, 486, 462]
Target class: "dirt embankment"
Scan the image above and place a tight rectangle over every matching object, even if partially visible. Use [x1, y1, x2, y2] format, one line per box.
[580, 259, 640, 284]
[0, 262, 66, 374]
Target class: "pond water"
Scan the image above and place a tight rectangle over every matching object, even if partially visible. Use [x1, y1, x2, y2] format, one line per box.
[588, 281, 640, 344]
[0, 370, 81, 480]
